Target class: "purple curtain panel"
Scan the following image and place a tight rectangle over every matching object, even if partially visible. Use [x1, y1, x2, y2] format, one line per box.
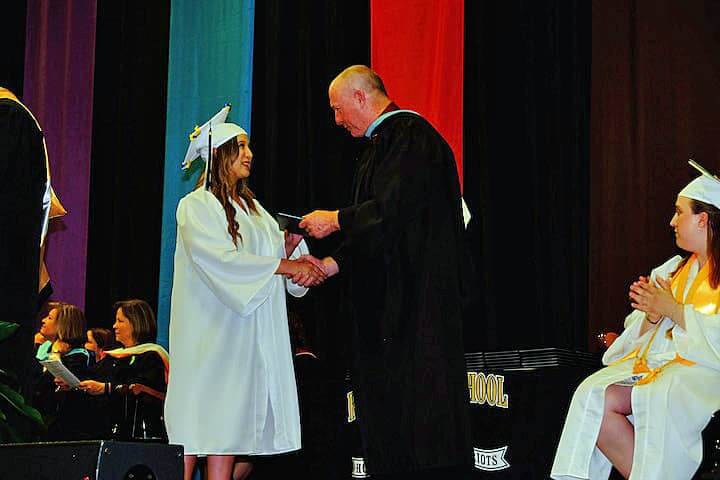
[23, 0, 97, 310]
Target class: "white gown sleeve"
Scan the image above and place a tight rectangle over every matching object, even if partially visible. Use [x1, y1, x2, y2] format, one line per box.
[602, 255, 684, 365]
[603, 310, 645, 364]
[650, 254, 720, 367]
[673, 306, 720, 368]
[285, 239, 309, 298]
[177, 193, 281, 317]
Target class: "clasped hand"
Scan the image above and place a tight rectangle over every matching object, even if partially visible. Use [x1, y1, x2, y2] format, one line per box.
[282, 255, 340, 287]
[628, 275, 679, 320]
[283, 257, 327, 287]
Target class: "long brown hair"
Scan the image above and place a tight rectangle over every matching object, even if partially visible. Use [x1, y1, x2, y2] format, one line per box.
[198, 135, 259, 246]
[672, 198, 720, 288]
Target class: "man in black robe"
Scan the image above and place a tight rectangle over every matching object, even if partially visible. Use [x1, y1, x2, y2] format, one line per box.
[0, 87, 47, 393]
[301, 66, 471, 479]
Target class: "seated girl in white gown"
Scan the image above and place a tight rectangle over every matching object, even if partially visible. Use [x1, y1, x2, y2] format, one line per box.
[552, 168, 720, 480]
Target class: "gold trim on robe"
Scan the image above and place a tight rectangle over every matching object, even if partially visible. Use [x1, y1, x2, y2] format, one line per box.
[610, 254, 720, 385]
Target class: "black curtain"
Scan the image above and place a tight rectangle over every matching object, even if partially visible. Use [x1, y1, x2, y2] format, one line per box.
[1, 0, 27, 96]
[85, 0, 170, 328]
[463, 0, 591, 351]
[251, 0, 369, 369]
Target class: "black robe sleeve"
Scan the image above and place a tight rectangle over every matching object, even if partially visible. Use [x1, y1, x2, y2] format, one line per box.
[124, 351, 166, 393]
[0, 98, 47, 389]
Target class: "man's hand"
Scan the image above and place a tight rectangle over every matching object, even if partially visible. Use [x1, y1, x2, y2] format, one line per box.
[299, 210, 340, 239]
[277, 259, 327, 287]
[299, 255, 340, 278]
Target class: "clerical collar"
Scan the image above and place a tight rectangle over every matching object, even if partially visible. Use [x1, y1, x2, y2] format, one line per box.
[364, 102, 420, 138]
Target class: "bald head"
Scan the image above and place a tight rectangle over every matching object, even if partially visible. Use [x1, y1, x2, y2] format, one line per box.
[330, 65, 388, 98]
[328, 65, 391, 137]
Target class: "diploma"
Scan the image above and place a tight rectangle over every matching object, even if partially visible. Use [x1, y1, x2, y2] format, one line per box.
[40, 359, 81, 388]
[275, 212, 306, 235]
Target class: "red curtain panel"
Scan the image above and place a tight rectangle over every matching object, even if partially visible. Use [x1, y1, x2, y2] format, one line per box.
[371, 0, 464, 186]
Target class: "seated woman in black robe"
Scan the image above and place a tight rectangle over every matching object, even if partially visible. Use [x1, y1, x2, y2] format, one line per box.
[31, 302, 94, 440]
[78, 299, 169, 441]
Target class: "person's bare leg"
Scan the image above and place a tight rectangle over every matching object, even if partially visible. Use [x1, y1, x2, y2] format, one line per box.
[232, 461, 253, 480]
[184, 455, 198, 480]
[207, 455, 235, 480]
[597, 384, 634, 478]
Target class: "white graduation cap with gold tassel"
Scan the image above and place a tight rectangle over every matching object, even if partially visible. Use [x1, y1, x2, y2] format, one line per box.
[182, 104, 247, 190]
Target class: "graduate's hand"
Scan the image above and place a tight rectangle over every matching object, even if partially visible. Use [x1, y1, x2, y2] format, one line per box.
[633, 276, 662, 324]
[629, 276, 682, 321]
[278, 259, 326, 287]
[34, 332, 46, 345]
[284, 230, 303, 257]
[298, 255, 340, 278]
[291, 260, 326, 287]
[299, 210, 340, 239]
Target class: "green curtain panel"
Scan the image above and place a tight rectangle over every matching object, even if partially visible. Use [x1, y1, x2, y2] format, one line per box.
[158, 0, 255, 348]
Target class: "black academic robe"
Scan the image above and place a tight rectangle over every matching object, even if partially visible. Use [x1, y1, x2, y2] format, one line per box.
[0, 97, 46, 391]
[336, 111, 472, 474]
[32, 349, 95, 440]
[91, 351, 167, 441]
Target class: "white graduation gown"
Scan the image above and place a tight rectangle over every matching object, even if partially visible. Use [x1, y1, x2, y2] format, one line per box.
[164, 188, 306, 455]
[552, 256, 720, 480]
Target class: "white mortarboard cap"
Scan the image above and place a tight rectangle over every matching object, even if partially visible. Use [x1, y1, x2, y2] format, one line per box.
[181, 105, 247, 170]
[679, 159, 720, 209]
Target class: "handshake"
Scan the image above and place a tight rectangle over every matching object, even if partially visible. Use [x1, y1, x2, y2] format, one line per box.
[277, 209, 343, 287]
[280, 255, 339, 287]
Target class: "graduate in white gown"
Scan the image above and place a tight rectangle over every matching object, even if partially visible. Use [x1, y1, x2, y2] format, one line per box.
[552, 167, 720, 480]
[164, 119, 327, 480]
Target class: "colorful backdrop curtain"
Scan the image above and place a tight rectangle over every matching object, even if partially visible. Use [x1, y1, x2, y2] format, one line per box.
[157, 0, 255, 347]
[370, 0, 464, 184]
[23, 0, 97, 310]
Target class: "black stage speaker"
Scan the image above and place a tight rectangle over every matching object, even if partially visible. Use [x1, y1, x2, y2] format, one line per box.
[0, 440, 183, 479]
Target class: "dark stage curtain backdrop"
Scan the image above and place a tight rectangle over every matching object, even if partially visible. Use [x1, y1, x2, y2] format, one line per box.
[0, 1, 27, 96]
[251, 0, 369, 367]
[84, 0, 170, 328]
[589, 0, 720, 347]
[463, 0, 591, 351]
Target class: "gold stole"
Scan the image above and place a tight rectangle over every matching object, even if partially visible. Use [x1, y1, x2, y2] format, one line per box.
[0, 88, 19, 102]
[105, 343, 170, 383]
[610, 255, 719, 385]
[0, 89, 66, 219]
